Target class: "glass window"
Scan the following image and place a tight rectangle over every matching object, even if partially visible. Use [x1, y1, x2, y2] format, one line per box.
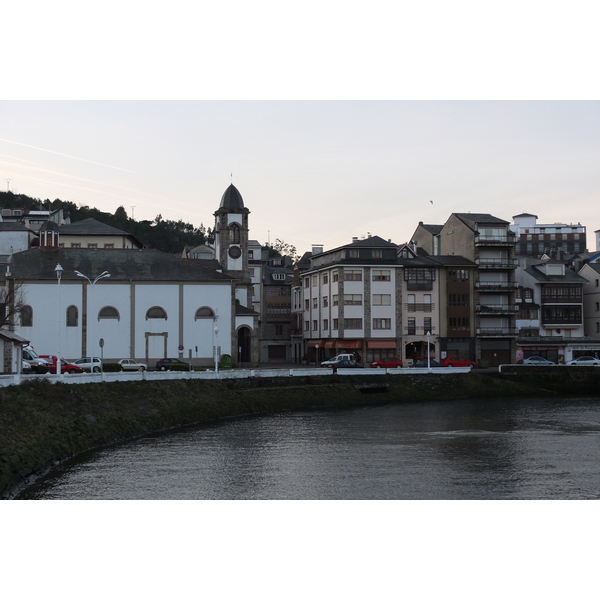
[21, 305, 33, 327]
[195, 307, 215, 319]
[66, 305, 78, 327]
[373, 294, 391, 305]
[99, 306, 120, 320]
[146, 307, 167, 319]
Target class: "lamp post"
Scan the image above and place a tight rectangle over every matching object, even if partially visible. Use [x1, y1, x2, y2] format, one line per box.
[55, 264, 63, 377]
[75, 270, 111, 360]
[213, 309, 219, 375]
[427, 330, 431, 373]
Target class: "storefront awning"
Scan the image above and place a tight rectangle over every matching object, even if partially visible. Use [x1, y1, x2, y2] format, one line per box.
[336, 340, 362, 349]
[325, 340, 337, 349]
[367, 340, 397, 349]
[307, 340, 324, 348]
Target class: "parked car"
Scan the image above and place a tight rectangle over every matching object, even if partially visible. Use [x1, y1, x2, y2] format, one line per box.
[73, 357, 103, 372]
[156, 358, 189, 371]
[442, 357, 477, 368]
[331, 360, 363, 369]
[410, 359, 443, 368]
[321, 354, 356, 367]
[118, 359, 147, 371]
[22, 360, 33, 374]
[370, 357, 403, 369]
[565, 356, 600, 366]
[39, 355, 85, 375]
[519, 356, 555, 365]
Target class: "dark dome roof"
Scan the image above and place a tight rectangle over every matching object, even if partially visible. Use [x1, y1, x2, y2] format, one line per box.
[219, 184, 244, 210]
[39, 220, 60, 232]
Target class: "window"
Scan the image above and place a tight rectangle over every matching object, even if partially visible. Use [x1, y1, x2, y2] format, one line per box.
[323, 296, 328, 307]
[373, 294, 391, 305]
[313, 298, 318, 309]
[372, 249, 382, 258]
[343, 318, 363, 329]
[348, 249, 359, 258]
[323, 319, 329, 330]
[304, 320, 309, 331]
[333, 318, 339, 329]
[596, 302, 600, 312]
[229, 224, 241, 243]
[146, 307, 167, 319]
[343, 294, 362, 305]
[333, 272, 339, 282]
[304, 299, 310, 310]
[273, 273, 286, 281]
[322, 274, 328, 284]
[313, 320, 318, 330]
[405, 268, 435, 289]
[407, 317, 416, 335]
[344, 269, 362, 281]
[87, 243, 98, 248]
[304, 278, 310, 288]
[195, 307, 215, 319]
[424, 317, 432, 334]
[372, 269, 390, 281]
[597, 322, 600, 334]
[312, 275, 318, 287]
[66, 305, 78, 327]
[449, 317, 470, 330]
[272, 258, 282, 266]
[373, 318, 391, 329]
[70, 243, 81, 248]
[99, 306, 120, 320]
[21, 305, 33, 327]
[333, 294, 339, 306]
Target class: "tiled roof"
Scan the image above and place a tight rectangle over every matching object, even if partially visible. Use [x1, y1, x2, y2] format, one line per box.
[454, 213, 510, 226]
[59, 218, 131, 237]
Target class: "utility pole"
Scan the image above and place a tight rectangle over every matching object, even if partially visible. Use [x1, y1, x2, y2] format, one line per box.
[6, 179, 11, 192]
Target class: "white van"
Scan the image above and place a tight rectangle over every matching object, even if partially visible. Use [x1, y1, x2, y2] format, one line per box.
[22, 345, 50, 374]
[321, 353, 355, 367]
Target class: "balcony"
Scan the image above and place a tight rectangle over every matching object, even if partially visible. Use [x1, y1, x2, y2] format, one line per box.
[476, 327, 519, 337]
[404, 303, 435, 312]
[475, 232, 516, 246]
[475, 257, 518, 269]
[476, 304, 519, 315]
[404, 327, 437, 336]
[475, 281, 519, 291]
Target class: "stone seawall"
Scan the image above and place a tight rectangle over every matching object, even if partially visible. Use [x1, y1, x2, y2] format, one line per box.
[2, 369, 599, 499]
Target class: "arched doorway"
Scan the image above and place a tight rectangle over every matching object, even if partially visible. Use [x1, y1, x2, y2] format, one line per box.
[237, 326, 252, 364]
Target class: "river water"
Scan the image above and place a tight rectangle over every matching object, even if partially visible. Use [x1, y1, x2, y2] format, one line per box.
[18, 395, 600, 500]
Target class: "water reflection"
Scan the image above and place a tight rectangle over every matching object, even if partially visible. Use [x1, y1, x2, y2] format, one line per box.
[19, 396, 600, 500]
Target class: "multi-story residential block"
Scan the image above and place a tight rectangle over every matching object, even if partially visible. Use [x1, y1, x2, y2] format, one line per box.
[412, 213, 518, 366]
[511, 213, 587, 258]
[578, 262, 600, 342]
[515, 257, 596, 362]
[300, 236, 444, 365]
[259, 254, 294, 363]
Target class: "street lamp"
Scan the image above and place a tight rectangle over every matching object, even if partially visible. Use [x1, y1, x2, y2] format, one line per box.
[55, 264, 63, 377]
[427, 330, 431, 373]
[75, 270, 111, 360]
[213, 308, 219, 375]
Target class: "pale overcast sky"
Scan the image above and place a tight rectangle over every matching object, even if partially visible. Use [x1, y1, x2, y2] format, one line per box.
[0, 100, 598, 253]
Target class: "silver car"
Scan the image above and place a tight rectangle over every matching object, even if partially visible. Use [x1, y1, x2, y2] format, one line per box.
[566, 356, 600, 366]
[118, 359, 147, 371]
[73, 357, 103, 373]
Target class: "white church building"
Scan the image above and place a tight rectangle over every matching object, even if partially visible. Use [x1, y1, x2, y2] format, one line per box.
[0, 184, 260, 369]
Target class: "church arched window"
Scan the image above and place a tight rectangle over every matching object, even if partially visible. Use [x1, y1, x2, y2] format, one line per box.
[195, 307, 215, 319]
[98, 306, 120, 320]
[229, 223, 241, 244]
[146, 307, 167, 320]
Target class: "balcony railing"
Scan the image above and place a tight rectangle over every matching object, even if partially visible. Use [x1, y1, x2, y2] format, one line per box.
[475, 281, 519, 291]
[476, 304, 519, 314]
[475, 258, 519, 269]
[404, 303, 435, 312]
[476, 327, 519, 337]
[404, 327, 437, 336]
[475, 233, 516, 246]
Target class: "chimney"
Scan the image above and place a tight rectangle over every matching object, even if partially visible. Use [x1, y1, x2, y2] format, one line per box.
[311, 245, 323, 255]
[352, 237, 358, 243]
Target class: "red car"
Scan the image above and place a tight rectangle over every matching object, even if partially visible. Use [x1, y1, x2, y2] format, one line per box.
[370, 357, 403, 369]
[39, 355, 85, 375]
[442, 357, 477, 368]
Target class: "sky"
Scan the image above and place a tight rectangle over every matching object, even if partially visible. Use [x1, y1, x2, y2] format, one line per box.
[0, 100, 598, 254]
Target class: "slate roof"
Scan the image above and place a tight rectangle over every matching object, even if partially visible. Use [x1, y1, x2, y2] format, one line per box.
[219, 184, 245, 210]
[3, 248, 236, 283]
[0, 222, 32, 232]
[428, 255, 477, 267]
[454, 213, 510, 228]
[418, 224, 443, 235]
[59, 218, 131, 237]
[522, 257, 587, 283]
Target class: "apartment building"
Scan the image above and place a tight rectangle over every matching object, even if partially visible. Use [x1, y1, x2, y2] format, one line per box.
[511, 213, 587, 258]
[300, 236, 443, 365]
[412, 213, 518, 366]
[516, 257, 592, 362]
[578, 262, 600, 342]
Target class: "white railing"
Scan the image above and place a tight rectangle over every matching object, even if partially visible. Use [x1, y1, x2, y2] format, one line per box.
[0, 365, 473, 387]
